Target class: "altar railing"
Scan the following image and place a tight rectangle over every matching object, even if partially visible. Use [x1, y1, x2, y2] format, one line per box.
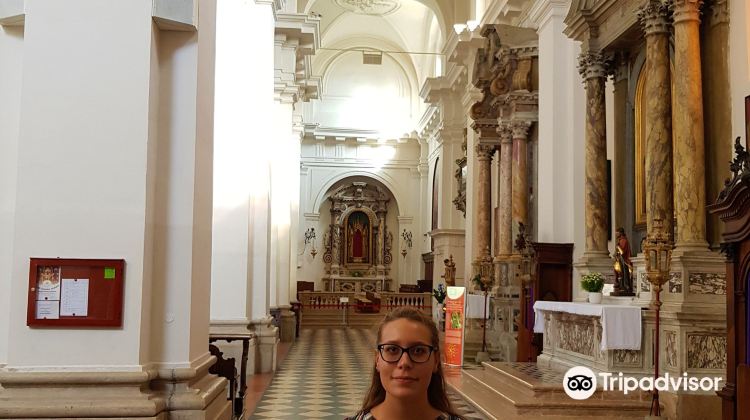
[298, 291, 432, 313]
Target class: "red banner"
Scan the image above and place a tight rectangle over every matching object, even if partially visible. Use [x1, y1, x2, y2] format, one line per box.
[444, 286, 466, 366]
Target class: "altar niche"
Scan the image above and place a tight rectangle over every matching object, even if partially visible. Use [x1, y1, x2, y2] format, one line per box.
[322, 182, 393, 292]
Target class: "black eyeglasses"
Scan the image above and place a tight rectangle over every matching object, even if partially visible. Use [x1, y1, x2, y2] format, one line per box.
[377, 344, 435, 363]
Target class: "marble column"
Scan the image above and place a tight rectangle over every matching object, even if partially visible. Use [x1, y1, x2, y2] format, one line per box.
[474, 143, 496, 261]
[672, 0, 708, 251]
[578, 52, 610, 257]
[639, 0, 674, 237]
[510, 120, 532, 245]
[496, 125, 513, 257]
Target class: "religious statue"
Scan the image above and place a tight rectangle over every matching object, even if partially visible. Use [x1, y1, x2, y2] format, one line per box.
[442, 255, 456, 287]
[612, 227, 635, 296]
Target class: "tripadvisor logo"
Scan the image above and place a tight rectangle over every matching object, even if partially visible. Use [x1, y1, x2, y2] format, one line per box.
[562, 366, 723, 399]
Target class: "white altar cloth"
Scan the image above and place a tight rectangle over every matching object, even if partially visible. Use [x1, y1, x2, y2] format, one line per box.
[533, 301, 642, 351]
[466, 293, 490, 319]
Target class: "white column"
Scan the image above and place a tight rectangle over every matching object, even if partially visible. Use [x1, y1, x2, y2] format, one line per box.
[0, 15, 23, 368]
[0, 0, 228, 417]
[529, 1, 583, 245]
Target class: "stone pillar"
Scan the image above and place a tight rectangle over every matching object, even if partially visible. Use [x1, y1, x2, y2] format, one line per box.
[672, 0, 708, 252]
[510, 120, 532, 244]
[639, 0, 674, 236]
[0, 1, 231, 417]
[573, 52, 614, 285]
[496, 125, 513, 258]
[474, 143, 496, 263]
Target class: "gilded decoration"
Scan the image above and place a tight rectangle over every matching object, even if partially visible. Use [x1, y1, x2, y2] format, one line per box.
[688, 272, 726, 295]
[665, 331, 677, 368]
[687, 333, 727, 369]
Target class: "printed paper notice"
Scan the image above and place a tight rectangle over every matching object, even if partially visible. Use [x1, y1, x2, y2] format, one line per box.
[60, 278, 89, 317]
[35, 300, 60, 319]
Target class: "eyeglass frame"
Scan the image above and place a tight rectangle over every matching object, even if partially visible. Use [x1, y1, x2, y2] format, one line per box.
[376, 343, 436, 363]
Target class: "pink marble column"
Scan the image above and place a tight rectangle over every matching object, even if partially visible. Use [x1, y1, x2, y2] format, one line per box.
[496, 125, 513, 257]
[510, 120, 532, 246]
[475, 143, 496, 260]
[578, 52, 610, 255]
[672, 0, 708, 250]
[639, 0, 674, 238]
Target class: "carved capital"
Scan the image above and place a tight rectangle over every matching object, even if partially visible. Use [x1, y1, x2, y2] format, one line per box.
[638, 0, 671, 35]
[706, 0, 728, 26]
[577, 51, 612, 81]
[498, 123, 513, 145]
[510, 120, 532, 140]
[672, 0, 704, 24]
[471, 119, 500, 141]
[475, 143, 496, 160]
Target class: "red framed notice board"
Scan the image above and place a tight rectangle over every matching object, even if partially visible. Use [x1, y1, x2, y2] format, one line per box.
[27, 258, 125, 327]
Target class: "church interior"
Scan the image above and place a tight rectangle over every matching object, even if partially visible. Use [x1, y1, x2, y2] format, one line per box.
[1, 0, 750, 419]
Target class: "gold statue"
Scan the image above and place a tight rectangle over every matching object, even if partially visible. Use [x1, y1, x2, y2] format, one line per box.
[442, 255, 456, 287]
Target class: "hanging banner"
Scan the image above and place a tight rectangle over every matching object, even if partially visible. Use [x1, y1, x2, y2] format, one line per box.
[444, 286, 466, 366]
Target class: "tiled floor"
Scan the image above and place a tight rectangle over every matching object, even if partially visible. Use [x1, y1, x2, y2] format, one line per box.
[250, 328, 487, 419]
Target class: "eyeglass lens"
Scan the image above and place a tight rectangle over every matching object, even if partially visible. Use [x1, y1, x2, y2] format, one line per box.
[378, 344, 433, 363]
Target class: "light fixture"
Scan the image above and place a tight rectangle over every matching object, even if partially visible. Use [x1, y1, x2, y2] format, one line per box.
[302, 227, 317, 259]
[643, 217, 673, 417]
[401, 229, 412, 258]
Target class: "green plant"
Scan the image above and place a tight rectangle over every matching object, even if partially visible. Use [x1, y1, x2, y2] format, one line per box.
[471, 274, 488, 292]
[580, 272, 605, 293]
[432, 284, 447, 304]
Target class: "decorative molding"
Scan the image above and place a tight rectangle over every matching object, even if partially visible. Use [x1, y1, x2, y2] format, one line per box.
[665, 331, 678, 368]
[637, 0, 671, 35]
[687, 333, 726, 369]
[705, 0, 728, 26]
[0, 0, 24, 26]
[577, 51, 613, 80]
[668, 272, 683, 293]
[152, 0, 197, 31]
[672, 0, 704, 24]
[523, 0, 572, 30]
[333, 0, 400, 16]
[688, 272, 726, 295]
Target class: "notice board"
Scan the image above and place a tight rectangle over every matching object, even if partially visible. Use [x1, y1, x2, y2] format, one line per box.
[26, 258, 124, 327]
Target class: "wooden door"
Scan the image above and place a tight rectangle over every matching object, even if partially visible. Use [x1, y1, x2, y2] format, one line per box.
[738, 364, 749, 419]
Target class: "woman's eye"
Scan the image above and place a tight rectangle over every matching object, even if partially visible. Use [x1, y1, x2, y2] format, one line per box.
[413, 347, 426, 355]
[385, 346, 400, 354]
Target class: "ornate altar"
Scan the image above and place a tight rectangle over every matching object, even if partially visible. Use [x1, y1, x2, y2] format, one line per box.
[322, 182, 393, 292]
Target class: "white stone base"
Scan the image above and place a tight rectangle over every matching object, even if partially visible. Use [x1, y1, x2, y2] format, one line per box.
[279, 306, 296, 343]
[248, 317, 278, 373]
[0, 354, 231, 419]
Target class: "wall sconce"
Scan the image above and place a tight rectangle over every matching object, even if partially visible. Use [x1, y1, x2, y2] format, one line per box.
[303, 227, 317, 259]
[401, 229, 412, 258]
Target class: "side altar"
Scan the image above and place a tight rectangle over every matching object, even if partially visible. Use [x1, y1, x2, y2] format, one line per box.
[321, 182, 394, 292]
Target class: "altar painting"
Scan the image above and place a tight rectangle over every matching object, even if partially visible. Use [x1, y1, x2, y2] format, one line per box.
[346, 211, 371, 264]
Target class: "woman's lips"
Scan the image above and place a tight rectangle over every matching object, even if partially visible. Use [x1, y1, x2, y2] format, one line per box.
[392, 376, 418, 383]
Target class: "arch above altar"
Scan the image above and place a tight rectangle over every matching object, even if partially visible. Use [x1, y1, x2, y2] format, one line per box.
[322, 181, 394, 292]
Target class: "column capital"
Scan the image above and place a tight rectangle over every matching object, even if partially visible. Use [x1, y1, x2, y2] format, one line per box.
[705, 0, 728, 26]
[577, 51, 612, 81]
[498, 123, 513, 145]
[510, 120, 533, 140]
[672, 0, 704, 24]
[471, 119, 500, 142]
[638, 0, 671, 35]
[475, 143, 496, 160]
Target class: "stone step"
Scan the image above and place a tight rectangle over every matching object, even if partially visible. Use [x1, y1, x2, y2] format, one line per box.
[446, 363, 655, 419]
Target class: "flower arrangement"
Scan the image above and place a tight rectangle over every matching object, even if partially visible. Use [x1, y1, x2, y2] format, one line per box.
[471, 274, 488, 292]
[580, 272, 605, 293]
[433, 283, 447, 304]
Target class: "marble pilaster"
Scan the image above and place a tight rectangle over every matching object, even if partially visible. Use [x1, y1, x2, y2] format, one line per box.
[639, 0, 674, 237]
[672, 0, 708, 252]
[496, 126, 513, 258]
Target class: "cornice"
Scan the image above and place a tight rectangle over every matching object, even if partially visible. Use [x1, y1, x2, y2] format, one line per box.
[0, 0, 25, 26]
[152, 0, 197, 31]
[480, 0, 528, 27]
[522, 0, 572, 30]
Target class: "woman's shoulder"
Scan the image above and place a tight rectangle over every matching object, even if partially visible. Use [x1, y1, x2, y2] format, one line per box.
[344, 411, 374, 420]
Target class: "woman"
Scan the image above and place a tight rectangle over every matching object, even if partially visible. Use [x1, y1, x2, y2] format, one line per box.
[348, 307, 463, 420]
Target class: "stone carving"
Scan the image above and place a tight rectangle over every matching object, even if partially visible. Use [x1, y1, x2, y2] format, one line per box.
[665, 331, 678, 368]
[614, 350, 642, 366]
[640, 272, 651, 292]
[687, 333, 727, 369]
[453, 132, 467, 217]
[334, 0, 400, 15]
[557, 318, 596, 357]
[511, 56, 533, 92]
[577, 51, 613, 81]
[668, 272, 683, 293]
[688, 272, 726, 295]
[471, 26, 502, 123]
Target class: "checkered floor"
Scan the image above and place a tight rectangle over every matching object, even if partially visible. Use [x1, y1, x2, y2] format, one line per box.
[250, 328, 486, 419]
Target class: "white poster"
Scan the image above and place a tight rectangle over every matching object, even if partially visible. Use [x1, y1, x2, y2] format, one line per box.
[35, 300, 60, 319]
[60, 278, 89, 317]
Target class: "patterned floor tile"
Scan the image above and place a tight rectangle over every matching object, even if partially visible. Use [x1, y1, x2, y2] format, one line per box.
[250, 328, 487, 419]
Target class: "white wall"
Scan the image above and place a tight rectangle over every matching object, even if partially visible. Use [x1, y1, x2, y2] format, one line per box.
[729, 0, 750, 143]
[298, 138, 424, 288]
[0, 22, 23, 366]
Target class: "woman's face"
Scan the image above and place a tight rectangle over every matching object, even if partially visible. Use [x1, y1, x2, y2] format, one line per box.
[375, 318, 439, 400]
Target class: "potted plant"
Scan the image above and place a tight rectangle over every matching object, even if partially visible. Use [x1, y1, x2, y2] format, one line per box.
[432, 284, 447, 331]
[581, 272, 605, 304]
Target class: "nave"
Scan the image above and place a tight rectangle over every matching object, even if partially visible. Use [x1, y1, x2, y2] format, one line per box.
[250, 328, 486, 419]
